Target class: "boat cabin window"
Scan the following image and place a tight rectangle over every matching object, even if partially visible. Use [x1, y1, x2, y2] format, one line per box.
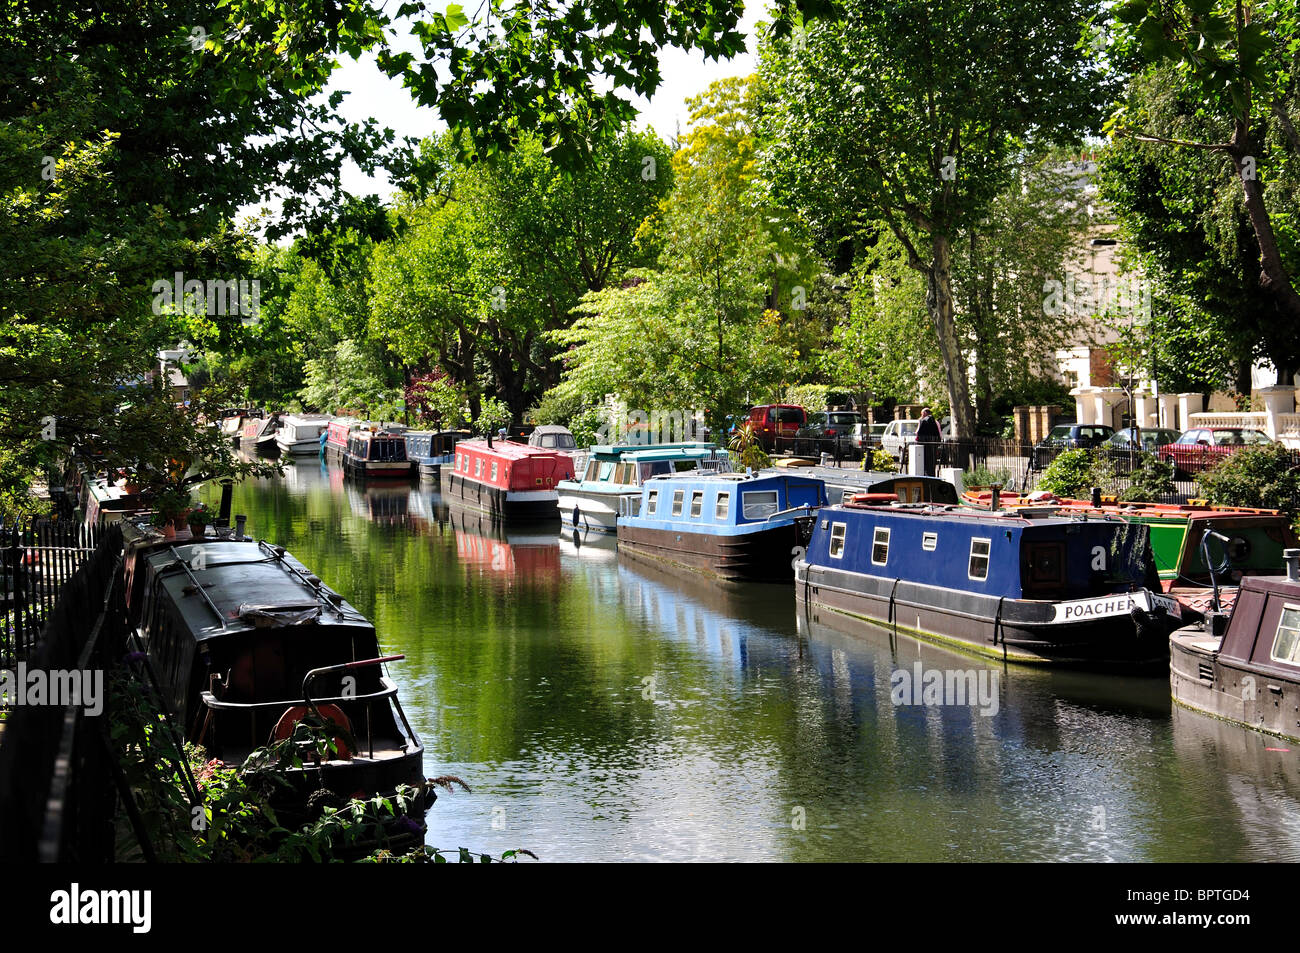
[585, 460, 600, 481]
[491, 461, 499, 481]
[599, 461, 615, 482]
[830, 523, 847, 559]
[616, 463, 636, 485]
[689, 491, 704, 518]
[715, 492, 730, 520]
[647, 489, 659, 514]
[641, 462, 673, 481]
[475, 458, 483, 477]
[673, 460, 697, 472]
[896, 481, 922, 503]
[841, 490, 855, 504]
[969, 538, 991, 581]
[871, 527, 889, 565]
[1270, 605, 1300, 665]
[922, 532, 937, 551]
[671, 490, 685, 516]
[742, 490, 779, 520]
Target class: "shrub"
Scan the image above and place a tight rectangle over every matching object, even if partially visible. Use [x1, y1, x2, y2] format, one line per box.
[866, 448, 898, 472]
[964, 466, 1012, 490]
[1037, 449, 1098, 497]
[780, 384, 829, 411]
[1196, 443, 1300, 521]
[1117, 453, 1176, 503]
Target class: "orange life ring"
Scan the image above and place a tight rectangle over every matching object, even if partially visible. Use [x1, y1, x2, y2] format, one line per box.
[271, 703, 353, 760]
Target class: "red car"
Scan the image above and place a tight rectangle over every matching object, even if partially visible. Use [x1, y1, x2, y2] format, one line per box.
[744, 404, 807, 452]
[1157, 427, 1274, 475]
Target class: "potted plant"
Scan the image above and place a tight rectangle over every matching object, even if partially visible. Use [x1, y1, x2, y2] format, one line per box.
[187, 502, 211, 538]
[150, 486, 191, 538]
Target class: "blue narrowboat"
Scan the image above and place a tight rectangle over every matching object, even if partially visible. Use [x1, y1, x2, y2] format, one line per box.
[558, 442, 733, 534]
[617, 471, 828, 582]
[795, 498, 1183, 667]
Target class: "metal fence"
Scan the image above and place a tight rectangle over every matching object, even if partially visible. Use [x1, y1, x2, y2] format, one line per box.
[0, 523, 126, 863]
[1, 519, 103, 669]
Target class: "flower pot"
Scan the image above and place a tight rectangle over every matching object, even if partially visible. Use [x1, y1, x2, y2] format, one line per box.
[188, 523, 206, 538]
[160, 523, 176, 539]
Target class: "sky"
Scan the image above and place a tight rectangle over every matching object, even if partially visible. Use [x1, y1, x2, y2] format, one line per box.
[319, 5, 766, 202]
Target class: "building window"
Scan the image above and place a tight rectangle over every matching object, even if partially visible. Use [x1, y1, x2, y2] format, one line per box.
[969, 538, 991, 581]
[922, 532, 938, 552]
[715, 492, 730, 520]
[689, 491, 704, 518]
[830, 523, 847, 559]
[871, 527, 890, 565]
[1271, 606, 1300, 664]
[671, 489, 684, 516]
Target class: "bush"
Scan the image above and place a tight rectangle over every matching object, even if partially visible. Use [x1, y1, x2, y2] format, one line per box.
[1196, 443, 1300, 521]
[866, 448, 898, 472]
[780, 384, 829, 411]
[1118, 453, 1176, 503]
[964, 466, 1012, 490]
[1037, 448, 1098, 497]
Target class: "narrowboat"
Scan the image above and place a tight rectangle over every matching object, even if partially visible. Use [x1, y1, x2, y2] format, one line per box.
[557, 442, 733, 534]
[405, 429, 473, 481]
[239, 415, 280, 455]
[445, 437, 574, 521]
[772, 465, 960, 507]
[616, 471, 828, 582]
[795, 497, 1182, 667]
[1170, 549, 1300, 742]
[342, 426, 412, 479]
[963, 490, 1298, 617]
[122, 528, 431, 820]
[322, 417, 362, 460]
[275, 413, 334, 455]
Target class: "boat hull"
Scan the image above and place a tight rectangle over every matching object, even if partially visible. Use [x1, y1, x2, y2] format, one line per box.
[797, 563, 1174, 668]
[342, 455, 413, 480]
[446, 471, 559, 521]
[619, 523, 800, 582]
[557, 488, 632, 534]
[1170, 627, 1300, 742]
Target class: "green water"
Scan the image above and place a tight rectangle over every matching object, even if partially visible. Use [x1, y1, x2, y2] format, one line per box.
[202, 460, 1300, 862]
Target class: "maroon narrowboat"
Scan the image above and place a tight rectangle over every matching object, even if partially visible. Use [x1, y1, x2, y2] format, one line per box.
[1171, 549, 1300, 741]
[445, 438, 574, 521]
[323, 417, 361, 461]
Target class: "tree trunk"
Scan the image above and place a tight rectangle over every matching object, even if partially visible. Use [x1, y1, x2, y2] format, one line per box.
[926, 234, 975, 440]
[1230, 121, 1300, 325]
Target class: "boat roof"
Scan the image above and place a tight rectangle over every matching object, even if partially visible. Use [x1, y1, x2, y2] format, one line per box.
[459, 438, 569, 460]
[588, 442, 723, 460]
[280, 413, 333, 425]
[644, 470, 818, 484]
[144, 540, 371, 642]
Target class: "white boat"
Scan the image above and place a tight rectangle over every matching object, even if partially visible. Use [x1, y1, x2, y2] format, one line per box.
[275, 413, 334, 455]
[555, 443, 733, 535]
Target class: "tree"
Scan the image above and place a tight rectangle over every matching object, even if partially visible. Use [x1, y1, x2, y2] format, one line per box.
[758, 0, 1113, 438]
[1107, 0, 1300, 383]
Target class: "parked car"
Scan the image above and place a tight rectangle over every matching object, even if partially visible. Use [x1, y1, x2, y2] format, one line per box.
[744, 404, 807, 452]
[1105, 427, 1180, 452]
[793, 411, 868, 458]
[1157, 427, 1274, 476]
[1031, 423, 1115, 470]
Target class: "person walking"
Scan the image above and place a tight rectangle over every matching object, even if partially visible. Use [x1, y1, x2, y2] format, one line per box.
[916, 407, 941, 477]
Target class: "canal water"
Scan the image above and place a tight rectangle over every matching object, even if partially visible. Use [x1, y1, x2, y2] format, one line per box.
[203, 461, 1300, 862]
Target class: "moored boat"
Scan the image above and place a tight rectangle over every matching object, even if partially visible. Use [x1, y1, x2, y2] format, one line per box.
[617, 471, 827, 582]
[1170, 549, 1300, 741]
[445, 437, 574, 521]
[120, 525, 432, 827]
[795, 497, 1182, 668]
[275, 413, 334, 455]
[343, 426, 412, 479]
[774, 465, 960, 507]
[557, 442, 733, 535]
[406, 429, 473, 481]
[962, 489, 1298, 618]
[322, 417, 362, 460]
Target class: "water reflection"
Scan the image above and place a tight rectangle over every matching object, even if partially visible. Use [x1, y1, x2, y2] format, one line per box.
[203, 464, 1300, 861]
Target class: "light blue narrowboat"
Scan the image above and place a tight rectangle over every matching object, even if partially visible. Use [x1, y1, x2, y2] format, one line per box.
[617, 471, 827, 581]
[557, 442, 733, 534]
[406, 429, 473, 481]
[795, 499, 1183, 668]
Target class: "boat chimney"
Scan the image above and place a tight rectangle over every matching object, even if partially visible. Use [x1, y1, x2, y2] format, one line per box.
[487, 429, 493, 448]
[1090, 486, 1102, 508]
[235, 514, 247, 540]
[1286, 548, 1300, 583]
[990, 483, 1001, 511]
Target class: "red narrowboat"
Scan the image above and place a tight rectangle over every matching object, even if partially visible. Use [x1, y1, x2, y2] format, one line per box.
[446, 438, 574, 520]
[323, 417, 361, 460]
